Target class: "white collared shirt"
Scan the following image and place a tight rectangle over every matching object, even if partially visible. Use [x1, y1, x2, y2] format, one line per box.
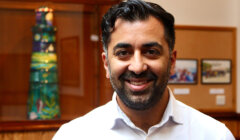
[53, 89, 235, 140]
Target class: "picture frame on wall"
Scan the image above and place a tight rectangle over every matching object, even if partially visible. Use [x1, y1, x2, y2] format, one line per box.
[168, 59, 198, 84]
[201, 59, 232, 84]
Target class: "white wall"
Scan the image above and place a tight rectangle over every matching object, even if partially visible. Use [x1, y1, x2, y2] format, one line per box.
[146, 0, 240, 112]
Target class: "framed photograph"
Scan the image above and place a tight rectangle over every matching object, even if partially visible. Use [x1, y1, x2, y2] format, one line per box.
[201, 59, 231, 84]
[169, 59, 198, 84]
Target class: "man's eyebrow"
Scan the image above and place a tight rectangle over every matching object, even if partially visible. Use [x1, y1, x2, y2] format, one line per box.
[113, 43, 131, 52]
[142, 42, 163, 50]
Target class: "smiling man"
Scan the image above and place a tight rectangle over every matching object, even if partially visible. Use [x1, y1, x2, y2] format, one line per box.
[53, 0, 235, 139]
[102, 16, 174, 132]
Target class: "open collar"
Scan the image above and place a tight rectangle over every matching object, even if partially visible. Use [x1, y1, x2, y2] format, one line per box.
[109, 88, 184, 130]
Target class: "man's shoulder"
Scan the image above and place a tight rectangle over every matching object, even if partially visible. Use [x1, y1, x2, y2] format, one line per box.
[52, 101, 115, 140]
[175, 100, 232, 136]
[67, 101, 114, 127]
[176, 100, 222, 125]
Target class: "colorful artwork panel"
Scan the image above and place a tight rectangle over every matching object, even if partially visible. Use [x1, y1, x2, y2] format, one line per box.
[201, 59, 231, 84]
[169, 59, 198, 84]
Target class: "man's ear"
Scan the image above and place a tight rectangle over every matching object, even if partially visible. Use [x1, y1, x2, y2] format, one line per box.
[170, 50, 177, 75]
[102, 52, 110, 79]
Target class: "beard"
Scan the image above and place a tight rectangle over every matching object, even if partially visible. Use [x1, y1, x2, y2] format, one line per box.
[108, 60, 171, 111]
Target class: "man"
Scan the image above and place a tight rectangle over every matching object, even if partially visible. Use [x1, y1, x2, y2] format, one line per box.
[53, 0, 235, 139]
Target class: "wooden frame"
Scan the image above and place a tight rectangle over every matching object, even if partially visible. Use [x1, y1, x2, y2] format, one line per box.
[59, 36, 80, 87]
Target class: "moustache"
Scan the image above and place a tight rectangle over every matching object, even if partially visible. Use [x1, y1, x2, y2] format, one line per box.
[119, 70, 157, 81]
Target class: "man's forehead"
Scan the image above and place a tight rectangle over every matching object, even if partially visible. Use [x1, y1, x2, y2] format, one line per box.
[107, 16, 167, 52]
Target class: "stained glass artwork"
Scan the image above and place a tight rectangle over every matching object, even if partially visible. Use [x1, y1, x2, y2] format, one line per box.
[27, 6, 60, 120]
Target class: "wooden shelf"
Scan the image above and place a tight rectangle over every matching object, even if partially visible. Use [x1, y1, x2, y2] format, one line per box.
[0, 120, 68, 132]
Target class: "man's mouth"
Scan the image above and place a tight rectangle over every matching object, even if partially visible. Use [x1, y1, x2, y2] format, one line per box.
[119, 70, 157, 92]
[125, 79, 152, 92]
[129, 80, 147, 85]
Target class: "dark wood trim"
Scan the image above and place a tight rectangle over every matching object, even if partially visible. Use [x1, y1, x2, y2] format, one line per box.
[0, 1, 96, 12]
[0, 120, 68, 132]
[0, 0, 120, 5]
[205, 112, 240, 120]
[175, 25, 236, 31]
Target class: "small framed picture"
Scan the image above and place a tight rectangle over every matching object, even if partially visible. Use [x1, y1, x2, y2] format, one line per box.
[201, 59, 231, 84]
[169, 59, 198, 84]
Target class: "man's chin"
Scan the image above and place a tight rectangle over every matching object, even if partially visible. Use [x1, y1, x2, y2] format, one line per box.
[127, 91, 152, 102]
[123, 99, 153, 111]
[120, 91, 154, 110]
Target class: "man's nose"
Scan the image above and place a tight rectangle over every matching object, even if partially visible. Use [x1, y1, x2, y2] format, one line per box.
[128, 52, 147, 74]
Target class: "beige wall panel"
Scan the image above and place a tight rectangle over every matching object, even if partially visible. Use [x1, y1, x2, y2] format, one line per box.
[169, 26, 236, 112]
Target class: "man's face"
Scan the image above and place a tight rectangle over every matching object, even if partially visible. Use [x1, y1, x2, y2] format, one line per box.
[102, 16, 176, 110]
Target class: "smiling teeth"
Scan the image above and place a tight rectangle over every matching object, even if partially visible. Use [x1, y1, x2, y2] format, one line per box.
[130, 81, 147, 85]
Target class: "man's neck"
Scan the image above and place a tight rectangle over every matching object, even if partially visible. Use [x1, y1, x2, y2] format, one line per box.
[116, 89, 170, 133]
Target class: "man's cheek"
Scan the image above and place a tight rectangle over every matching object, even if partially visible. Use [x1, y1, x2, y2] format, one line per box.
[111, 67, 123, 78]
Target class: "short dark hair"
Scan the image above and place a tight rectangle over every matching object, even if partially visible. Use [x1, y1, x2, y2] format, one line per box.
[101, 0, 175, 53]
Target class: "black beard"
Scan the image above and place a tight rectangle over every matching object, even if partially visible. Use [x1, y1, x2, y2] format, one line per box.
[109, 62, 171, 110]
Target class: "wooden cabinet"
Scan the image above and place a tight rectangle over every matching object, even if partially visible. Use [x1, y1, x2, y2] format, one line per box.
[0, 0, 118, 123]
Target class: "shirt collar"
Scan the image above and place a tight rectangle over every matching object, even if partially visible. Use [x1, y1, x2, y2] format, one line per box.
[109, 92, 133, 129]
[109, 87, 184, 129]
[162, 87, 184, 125]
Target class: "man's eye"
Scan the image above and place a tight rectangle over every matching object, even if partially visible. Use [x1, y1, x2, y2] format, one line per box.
[145, 49, 160, 56]
[115, 50, 129, 58]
